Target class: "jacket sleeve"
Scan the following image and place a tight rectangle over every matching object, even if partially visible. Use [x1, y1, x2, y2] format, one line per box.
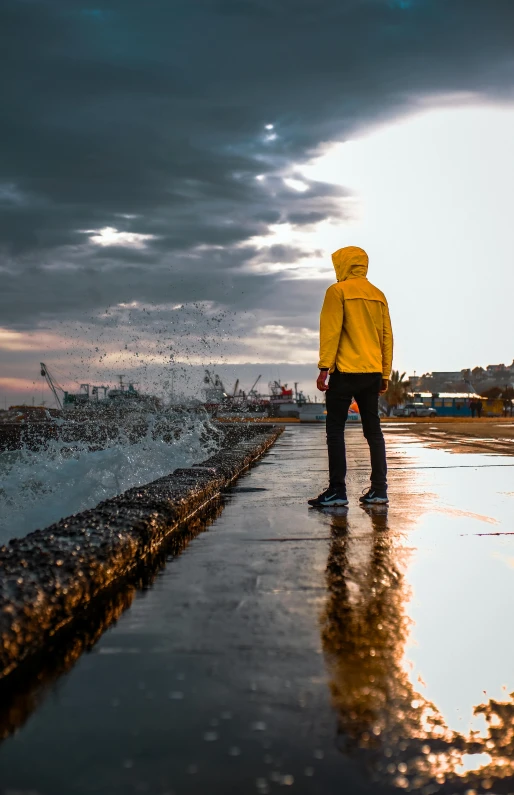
[318, 285, 343, 371]
[381, 301, 393, 379]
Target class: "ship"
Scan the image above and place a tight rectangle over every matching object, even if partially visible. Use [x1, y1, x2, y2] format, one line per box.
[0, 364, 170, 452]
[39, 364, 161, 412]
[201, 371, 360, 424]
[268, 380, 327, 422]
[266, 379, 360, 423]
[202, 370, 269, 419]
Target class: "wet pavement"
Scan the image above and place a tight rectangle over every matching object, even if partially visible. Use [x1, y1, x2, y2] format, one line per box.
[1, 424, 514, 794]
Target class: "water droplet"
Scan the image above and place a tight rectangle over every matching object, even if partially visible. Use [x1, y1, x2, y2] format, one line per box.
[168, 691, 184, 700]
[187, 764, 198, 775]
[282, 774, 294, 785]
[252, 721, 267, 731]
[203, 731, 218, 742]
[255, 778, 269, 793]
[229, 746, 241, 757]
[313, 749, 324, 759]
[304, 767, 314, 777]
[123, 759, 134, 769]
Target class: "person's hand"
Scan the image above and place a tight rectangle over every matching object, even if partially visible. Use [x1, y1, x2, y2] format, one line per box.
[317, 370, 329, 392]
[379, 378, 388, 395]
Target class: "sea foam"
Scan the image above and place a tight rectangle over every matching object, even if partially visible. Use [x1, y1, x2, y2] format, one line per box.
[0, 408, 222, 545]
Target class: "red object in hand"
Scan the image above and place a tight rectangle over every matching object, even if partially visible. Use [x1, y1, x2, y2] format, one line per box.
[317, 370, 329, 392]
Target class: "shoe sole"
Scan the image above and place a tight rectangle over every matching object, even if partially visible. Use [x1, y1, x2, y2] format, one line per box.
[308, 499, 349, 507]
[359, 498, 388, 504]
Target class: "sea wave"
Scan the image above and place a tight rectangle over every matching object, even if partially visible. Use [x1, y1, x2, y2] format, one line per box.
[0, 408, 222, 546]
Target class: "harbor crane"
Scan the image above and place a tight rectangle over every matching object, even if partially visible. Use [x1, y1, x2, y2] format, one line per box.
[248, 374, 262, 397]
[40, 363, 110, 408]
[40, 363, 65, 409]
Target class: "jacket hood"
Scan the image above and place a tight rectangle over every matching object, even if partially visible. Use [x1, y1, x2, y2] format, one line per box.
[332, 246, 369, 281]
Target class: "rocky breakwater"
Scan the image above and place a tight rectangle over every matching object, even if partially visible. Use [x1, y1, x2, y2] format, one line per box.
[0, 423, 282, 679]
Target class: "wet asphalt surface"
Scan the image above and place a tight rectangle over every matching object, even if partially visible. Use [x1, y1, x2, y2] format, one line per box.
[1, 424, 514, 794]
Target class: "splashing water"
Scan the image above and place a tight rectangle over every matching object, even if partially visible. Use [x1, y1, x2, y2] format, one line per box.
[0, 408, 222, 545]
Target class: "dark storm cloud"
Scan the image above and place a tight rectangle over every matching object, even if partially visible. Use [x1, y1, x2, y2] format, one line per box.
[1, 0, 514, 328]
[0, 249, 325, 330]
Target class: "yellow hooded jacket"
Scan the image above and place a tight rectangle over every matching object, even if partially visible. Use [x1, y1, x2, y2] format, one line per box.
[318, 246, 393, 378]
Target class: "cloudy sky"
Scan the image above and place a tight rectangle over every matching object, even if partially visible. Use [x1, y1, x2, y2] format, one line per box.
[1, 0, 514, 405]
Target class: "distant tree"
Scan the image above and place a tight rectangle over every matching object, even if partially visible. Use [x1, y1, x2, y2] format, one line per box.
[481, 386, 502, 399]
[384, 371, 410, 416]
[501, 386, 514, 417]
[452, 379, 472, 393]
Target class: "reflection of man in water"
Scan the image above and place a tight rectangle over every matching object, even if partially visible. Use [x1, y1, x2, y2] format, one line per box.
[321, 508, 406, 753]
[320, 507, 452, 788]
[321, 509, 514, 790]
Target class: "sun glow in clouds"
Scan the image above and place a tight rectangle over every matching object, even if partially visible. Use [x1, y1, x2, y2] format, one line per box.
[87, 226, 156, 248]
[300, 103, 514, 256]
[283, 178, 309, 192]
[292, 102, 514, 372]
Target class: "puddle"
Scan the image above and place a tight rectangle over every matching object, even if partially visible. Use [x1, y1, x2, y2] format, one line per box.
[2, 425, 514, 793]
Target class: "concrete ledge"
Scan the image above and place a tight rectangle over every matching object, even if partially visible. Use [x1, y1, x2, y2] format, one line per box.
[0, 423, 283, 679]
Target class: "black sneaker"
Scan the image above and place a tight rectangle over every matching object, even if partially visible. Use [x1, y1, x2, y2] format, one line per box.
[308, 488, 349, 507]
[359, 489, 388, 505]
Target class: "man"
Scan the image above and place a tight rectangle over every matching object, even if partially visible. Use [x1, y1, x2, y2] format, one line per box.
[308, 246, 393, 507]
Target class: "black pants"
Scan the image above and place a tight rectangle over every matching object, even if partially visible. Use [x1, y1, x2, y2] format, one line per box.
[325, 370, 387, 492]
